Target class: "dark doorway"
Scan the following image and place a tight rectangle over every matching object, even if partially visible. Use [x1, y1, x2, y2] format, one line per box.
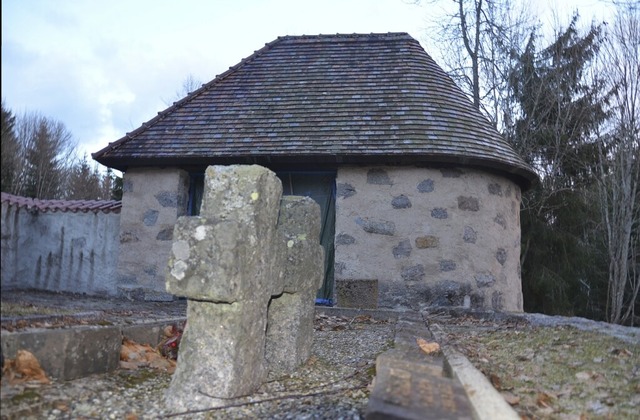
[187, 170, 336, 302]
[277, 171, 336, 302]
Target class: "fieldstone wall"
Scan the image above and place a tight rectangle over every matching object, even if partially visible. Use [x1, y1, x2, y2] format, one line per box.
[116, 167, 189, 300]
[335, 166, 523, 311]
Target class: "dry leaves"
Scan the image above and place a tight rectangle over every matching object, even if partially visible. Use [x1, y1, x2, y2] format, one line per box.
[120, 338, 176, 373]
[610, 348, 633, 357]
[536, 391, 557, 408]
[314, 313, 350, 331]
[501, 391, 521, 406]
[436, 318, 640, 419]
[489, 373, 502, 389]
[54, 401, 70, 412]
[2, 349, 50, 384]
[416, 338, 440, 354]
[157, 323, 183, 360]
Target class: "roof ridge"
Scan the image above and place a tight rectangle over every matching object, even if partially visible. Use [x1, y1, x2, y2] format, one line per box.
[92, 32, 416, 159]
[276, 32, 411, 41]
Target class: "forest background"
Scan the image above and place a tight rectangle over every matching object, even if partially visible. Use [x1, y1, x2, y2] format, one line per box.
[1, 0, 638, 325]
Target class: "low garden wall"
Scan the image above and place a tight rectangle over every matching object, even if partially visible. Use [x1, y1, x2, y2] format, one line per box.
[0, 193, 121, 296]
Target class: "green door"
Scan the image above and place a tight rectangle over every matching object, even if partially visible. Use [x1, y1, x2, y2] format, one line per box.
[278, 171, 336, 303]
[188, 170, 336, 303]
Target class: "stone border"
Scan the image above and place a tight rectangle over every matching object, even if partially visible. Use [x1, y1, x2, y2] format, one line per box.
[315, 306, 402, 322]
[442, 348, 520, 420]
[1, 317, 186, 381]
[321, 307, 519, 420]
[426, 307, 640, 345]
[366, 311, 475, 419]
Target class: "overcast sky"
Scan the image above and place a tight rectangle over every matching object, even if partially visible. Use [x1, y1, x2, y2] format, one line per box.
[1, 0, 614, 166]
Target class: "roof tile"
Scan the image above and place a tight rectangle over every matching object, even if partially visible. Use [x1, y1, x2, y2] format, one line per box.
[1, 192, 121, 214]
[93, 33, 537, 188]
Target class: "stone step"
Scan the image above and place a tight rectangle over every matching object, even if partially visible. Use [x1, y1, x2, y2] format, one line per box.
[1, 318, 186, 381]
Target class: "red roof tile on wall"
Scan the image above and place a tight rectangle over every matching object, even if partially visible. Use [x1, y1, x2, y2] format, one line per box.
[1, 192, 121, 214]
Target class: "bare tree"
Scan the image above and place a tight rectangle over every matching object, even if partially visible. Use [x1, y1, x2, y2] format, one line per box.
[1, 103, 121, 201]
[12, 112, 77, 198]
[65, 154, 110, 200]
[163, 74, 204, 106]
[418, 0, 535, 127]
[596, 6, 640, 325]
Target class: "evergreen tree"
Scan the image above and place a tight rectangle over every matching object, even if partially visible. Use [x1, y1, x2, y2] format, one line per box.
[1, 101, 19, 193]
[66, 155, 103, 200]
[506, 16, 611, 318]
[105, 168, 123, 201]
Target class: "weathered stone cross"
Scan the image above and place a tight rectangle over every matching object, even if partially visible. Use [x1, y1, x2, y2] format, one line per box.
[164, 165, 324, 411]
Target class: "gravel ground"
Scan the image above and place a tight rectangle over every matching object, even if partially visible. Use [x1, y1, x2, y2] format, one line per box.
[1, 313, 394, 420]
[5, 290, 639, 419]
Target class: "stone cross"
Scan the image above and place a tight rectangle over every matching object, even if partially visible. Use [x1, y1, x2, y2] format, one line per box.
[164, 165, 324, 412]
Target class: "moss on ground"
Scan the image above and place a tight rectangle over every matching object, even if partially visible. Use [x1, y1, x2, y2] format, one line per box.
[10, 388, 41, 404]
[443, 323, 639, 419]
[118, 368, 167, 389]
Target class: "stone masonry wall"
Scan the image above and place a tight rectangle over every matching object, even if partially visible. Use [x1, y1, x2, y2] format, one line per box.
[116, 167, 189, 299]
[335, 166, 523, 311]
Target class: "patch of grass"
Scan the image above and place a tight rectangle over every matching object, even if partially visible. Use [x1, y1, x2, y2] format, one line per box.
[10, 389, 41, 404]
[366, 364, 377, 379]
[449, 325, 640, 419]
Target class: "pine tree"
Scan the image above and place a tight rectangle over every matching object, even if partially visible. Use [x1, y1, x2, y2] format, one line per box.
[1, 101, 19, 193]
[506, 16, 611, 317]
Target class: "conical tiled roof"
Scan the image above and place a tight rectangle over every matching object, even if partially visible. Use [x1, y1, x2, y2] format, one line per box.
[93, 33, 537, 189]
